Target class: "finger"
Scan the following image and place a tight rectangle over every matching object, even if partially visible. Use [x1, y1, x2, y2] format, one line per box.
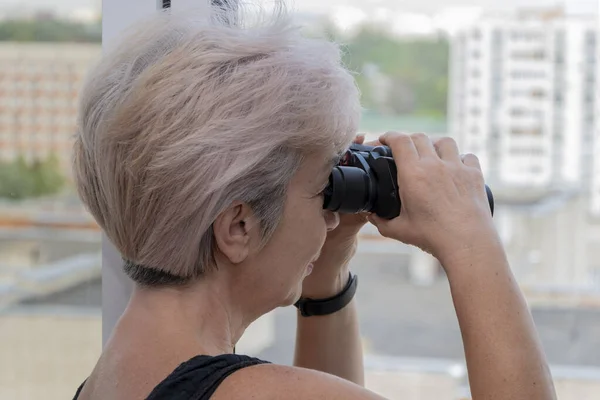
[433, 137, 461, 163]
[353, 134, 366, 145]
[379, 131, 418, 163]
[368, 213, 409, 240]
[410, 133, 437, 159]
[367, 214, 387, 231]
[364, 139, 382, 147]
[461, 153, 481, 171]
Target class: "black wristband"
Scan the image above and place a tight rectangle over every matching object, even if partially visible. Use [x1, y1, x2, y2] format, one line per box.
[294, 272, 358, 317]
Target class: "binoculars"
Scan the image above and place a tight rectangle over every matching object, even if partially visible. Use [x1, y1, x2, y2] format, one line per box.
[322, 144, 495, 219]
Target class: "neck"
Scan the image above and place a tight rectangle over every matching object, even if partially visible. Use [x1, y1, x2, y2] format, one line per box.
[121, 272, 252, 356]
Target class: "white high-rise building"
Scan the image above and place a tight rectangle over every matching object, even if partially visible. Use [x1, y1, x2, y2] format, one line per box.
[448, 9, 597, 199]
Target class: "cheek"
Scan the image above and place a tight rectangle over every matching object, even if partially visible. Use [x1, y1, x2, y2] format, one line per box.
[283, 198, 330, 262]
[292, 210, 328, 260]
[312, 211, 330, 249]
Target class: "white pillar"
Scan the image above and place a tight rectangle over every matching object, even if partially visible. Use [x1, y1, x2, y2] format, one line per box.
[101, 0, 164, 346]
[100, 0, 212, 346]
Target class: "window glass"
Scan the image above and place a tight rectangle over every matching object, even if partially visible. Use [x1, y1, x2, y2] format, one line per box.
[0, 12, 102, 400]
[242, 2, 600, 400]
[1, 1, 598, 400]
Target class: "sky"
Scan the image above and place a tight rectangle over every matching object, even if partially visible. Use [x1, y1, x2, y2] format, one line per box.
[0, 0, 595, 31]
[0, 0, 570, 15]
[293, 0, 594, 36]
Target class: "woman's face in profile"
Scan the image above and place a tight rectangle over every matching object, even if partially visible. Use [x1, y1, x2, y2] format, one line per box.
[251, 153, 340, 305]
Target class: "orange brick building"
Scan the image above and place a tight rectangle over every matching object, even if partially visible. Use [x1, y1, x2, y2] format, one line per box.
[0, 42, 100, 176]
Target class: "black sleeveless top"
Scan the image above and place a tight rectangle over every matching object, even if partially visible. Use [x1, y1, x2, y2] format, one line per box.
[73, 354, 269, 400]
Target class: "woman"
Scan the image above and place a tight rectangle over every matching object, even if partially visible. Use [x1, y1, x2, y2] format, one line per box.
[73, 5, 556, 400]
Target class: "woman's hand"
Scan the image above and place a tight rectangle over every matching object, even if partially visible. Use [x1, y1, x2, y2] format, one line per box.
[367, 132, 499, 272]
[361, 132, 556, 400]
[300, 212, 366, 299]
[301, 135, 374, 299]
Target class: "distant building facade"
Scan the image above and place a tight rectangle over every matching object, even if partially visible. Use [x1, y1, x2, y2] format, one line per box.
[448, 10, 599, 214]
[0, 43, 100, 176]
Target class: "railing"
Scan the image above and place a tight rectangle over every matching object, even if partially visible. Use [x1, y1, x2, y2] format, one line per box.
[0, 252, 101, 310]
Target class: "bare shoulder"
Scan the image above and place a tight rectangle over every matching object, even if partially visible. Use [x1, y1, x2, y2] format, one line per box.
[212, 363, 387, 400]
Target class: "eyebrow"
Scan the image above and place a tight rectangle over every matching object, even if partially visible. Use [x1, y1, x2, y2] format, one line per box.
[316, 154, 340, 184]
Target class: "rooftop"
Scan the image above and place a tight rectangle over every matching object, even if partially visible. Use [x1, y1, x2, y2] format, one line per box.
[12, 252, 600, 368]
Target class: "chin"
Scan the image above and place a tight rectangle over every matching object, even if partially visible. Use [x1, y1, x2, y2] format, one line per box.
[277, 295, 297, 309]
[280, 283, 303, 308]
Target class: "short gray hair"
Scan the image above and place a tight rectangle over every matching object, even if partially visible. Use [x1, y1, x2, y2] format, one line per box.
[73, 3, 361, 282]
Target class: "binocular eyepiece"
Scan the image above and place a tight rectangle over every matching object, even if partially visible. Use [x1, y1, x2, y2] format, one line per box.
[322, 144, 495, 219]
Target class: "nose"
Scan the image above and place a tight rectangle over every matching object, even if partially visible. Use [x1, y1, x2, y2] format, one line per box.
[324, 210, 340, 231]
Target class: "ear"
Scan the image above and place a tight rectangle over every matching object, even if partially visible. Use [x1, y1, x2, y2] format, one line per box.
[213, 202, 258, 264]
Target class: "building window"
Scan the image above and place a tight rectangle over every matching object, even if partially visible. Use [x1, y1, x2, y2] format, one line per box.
[511, 50, 546, 60]
[586, 73, 595, 83]
[554, 92, 563, 104]
[532, 50, 546, 60]
[510, 108, 526, 117]
[586, 31, 596, 46]
[511, 127, 542, 136]
[509, 147, 545, 156]
[511, 70, 545, 79]
[587, 54, 596, 65]
[586, 113, 595, 125]
[555, 31, 565, 64]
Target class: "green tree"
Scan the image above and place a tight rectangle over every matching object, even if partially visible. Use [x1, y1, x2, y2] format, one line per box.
[0, 155, 34, 200]
[0, 19, 100, 43]
[30, 153, 65, 197]
[0, 154, 65, 201]
[336, 24, 449, 118]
